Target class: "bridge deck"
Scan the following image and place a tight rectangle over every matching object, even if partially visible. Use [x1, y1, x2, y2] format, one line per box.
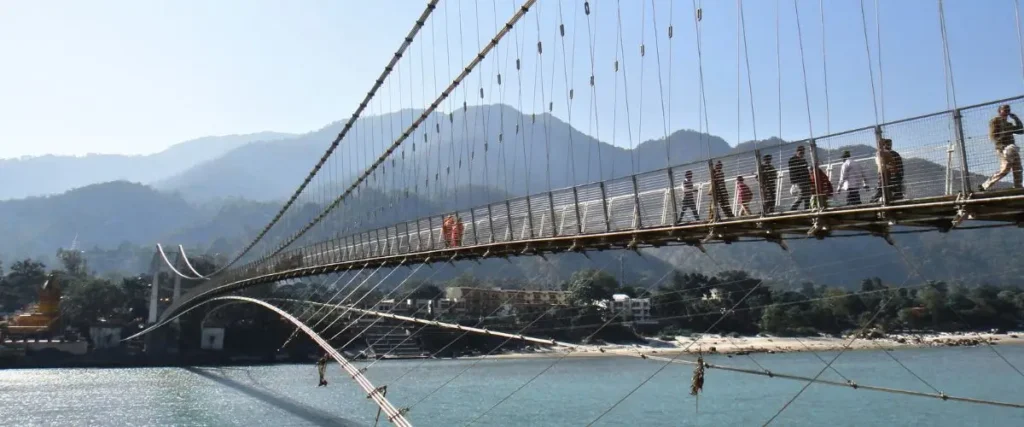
[163, 96, 1024, 322]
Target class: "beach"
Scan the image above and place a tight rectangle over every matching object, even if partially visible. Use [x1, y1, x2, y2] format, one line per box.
[479, 331, 1024, 359]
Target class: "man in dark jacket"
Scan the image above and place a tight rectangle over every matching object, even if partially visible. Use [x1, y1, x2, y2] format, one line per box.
[788, 146, 812, 211]
[759, 154, 778, 213]
[711, 161, 734, 219]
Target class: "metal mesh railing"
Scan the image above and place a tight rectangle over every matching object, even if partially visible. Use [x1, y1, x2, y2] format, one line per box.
[170, 95, 1024, 318]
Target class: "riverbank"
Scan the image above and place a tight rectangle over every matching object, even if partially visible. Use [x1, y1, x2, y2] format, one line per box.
[478, 331, 1024, 359]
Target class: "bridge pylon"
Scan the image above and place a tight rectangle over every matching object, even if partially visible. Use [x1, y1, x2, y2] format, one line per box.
[144, 245, 188, 357]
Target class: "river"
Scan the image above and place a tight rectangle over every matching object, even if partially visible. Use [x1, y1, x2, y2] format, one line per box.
[2, 346, 1022, 426]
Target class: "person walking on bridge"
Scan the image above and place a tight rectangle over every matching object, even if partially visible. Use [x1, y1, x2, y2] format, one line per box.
[788, 146, 812, 211]
[710, 161, 734, 220]
[735, 175, 753, 216]
[759, 154, 778, 213]
[678, 170, 700, 222]
[809, 166, 833, 210]
[980, 103, 1023, 191]
[871, 138, 904, 202]
[441, 215, 455, 248]
[838, 150, 869, 205]
[452, 216, 465, 246]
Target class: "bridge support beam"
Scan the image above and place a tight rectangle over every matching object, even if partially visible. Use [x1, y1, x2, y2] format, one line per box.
[952, 108, 972, 194]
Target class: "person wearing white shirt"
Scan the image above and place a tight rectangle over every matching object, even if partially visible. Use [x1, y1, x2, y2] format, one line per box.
[837, 150, 869, 205]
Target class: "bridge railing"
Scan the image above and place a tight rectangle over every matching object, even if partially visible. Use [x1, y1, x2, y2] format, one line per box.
[204, 95, 1024, 297]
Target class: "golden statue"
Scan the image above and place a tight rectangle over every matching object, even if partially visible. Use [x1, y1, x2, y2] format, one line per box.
[7, 274, 62, 336]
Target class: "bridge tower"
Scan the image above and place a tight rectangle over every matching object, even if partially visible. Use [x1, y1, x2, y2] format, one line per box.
[144, 246, 186, 357]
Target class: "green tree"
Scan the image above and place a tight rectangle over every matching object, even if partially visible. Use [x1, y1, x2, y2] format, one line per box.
[1, 259, 46, 312]
[566, 269, 619, 306]
[61, 277, 128, 331]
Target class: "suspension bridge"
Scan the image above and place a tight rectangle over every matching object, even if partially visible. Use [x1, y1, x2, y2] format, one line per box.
[124, 0, 1024, 425]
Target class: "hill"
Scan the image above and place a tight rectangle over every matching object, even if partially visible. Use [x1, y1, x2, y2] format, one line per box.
[154, 104, 734, 202]
[0, 131, 294, 200]
[0, 180, 679, 282]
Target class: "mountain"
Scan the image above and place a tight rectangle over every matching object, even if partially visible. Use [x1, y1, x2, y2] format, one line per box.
[0, 132, 294, 200]
[155, 105, 734, 203]
[0, 181, 200, 262]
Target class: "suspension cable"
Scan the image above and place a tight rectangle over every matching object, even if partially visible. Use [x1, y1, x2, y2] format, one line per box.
[762, 297, 893, 426]
[859, 0, 881, 125]
[938, 0, 959, 109]
[1016, 0, 1024, 89]
[261, 0, 538, 261]
[214, 1, 442, 276]
[792, 0, 815, 139]
[875, 0, 885, 122]
[740, 0, 758, 144]
[820, 0, 831, 136]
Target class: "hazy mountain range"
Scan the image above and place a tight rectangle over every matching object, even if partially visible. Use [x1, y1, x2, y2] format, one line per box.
[0, 132, 294, 200]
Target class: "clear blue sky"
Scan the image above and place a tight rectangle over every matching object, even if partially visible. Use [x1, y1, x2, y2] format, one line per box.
[2, 0, 1023, 159]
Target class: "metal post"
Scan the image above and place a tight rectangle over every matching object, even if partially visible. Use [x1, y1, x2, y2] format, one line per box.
[547, 192, 558, 237]
[599, 182, 611, 232]
[468, 209, 479, 245]
[706, 160, 719, 221]
[172, 254, 182, 302]
[148, 255, 161, 324]
[753, 149, 768, 216]
[525, 196, 536, 238]
[630, 175, 643, 229]
[486, 204, 495, 243]
[874, 126, 890, 205]
[572, 187, 583, 235]
[807, 139, 823, 208]
[413, 219, 422, 252]
[666, 168, 679, 225]
[427, 216, 435, 249]
[504, 200, 515, 241]
[952, 108, 972, 193]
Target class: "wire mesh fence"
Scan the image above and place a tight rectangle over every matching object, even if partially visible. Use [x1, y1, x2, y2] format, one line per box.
[170, 96, 1024, 314]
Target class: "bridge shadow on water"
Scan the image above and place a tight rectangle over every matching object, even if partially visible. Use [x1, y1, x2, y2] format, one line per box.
[183, 367, 365, 427]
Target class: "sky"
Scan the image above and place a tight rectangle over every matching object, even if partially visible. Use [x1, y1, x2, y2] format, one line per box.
[2, 0, 1024, 159]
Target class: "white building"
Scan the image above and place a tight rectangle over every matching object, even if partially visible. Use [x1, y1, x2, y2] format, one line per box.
[604, 294, 652, 323]
[375, 299, 396, 312]
[703, 288, 723, 301]
[88, 326, 122, 349]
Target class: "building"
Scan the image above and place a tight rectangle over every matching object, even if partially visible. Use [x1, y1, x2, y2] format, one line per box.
[603, 294, 653, 323]
[375, 299, 396, 312]
[89, 326, 123, 349]
[703, 288, 723, 301]
[444, 287, 569, 315]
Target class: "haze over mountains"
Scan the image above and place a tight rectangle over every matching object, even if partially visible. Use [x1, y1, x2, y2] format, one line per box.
[0, 132, 294, 200]
[2, 104, 1020, 288]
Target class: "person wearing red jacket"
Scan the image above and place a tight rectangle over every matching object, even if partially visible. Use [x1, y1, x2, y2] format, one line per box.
[810, 166, 833, 210]
[735, 175, 754, 216]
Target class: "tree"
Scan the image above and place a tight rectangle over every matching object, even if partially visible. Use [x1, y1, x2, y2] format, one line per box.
[1, 259, 46, 312]
[448, 273, 483, 289]
[403, 283, 445, 301]
[56, 248, 89, 278]
[566, 269, 619, 306]
[61, 277, 128, 331]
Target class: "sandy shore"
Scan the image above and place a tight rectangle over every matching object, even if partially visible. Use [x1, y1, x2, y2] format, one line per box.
[474, 331, 1024, 360]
